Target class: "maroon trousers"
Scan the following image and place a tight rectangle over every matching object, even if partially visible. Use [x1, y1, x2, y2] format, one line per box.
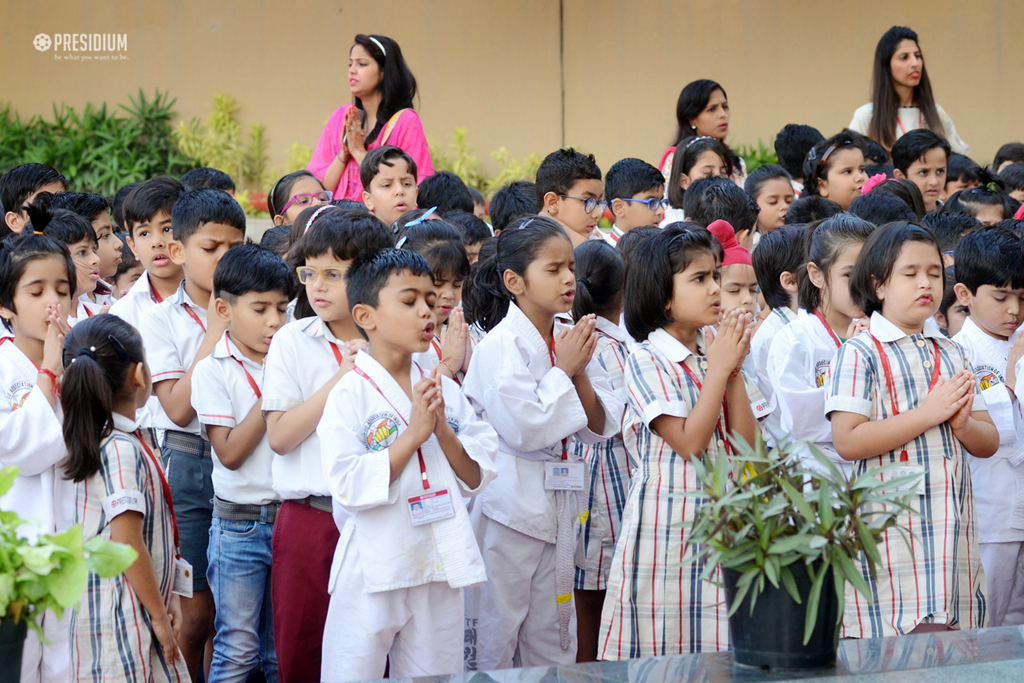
[272, 499, 340, 683]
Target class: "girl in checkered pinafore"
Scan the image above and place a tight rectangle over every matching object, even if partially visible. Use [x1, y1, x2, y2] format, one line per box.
[63, 315, 189, 683]
[825, 222, 998, 638]
[599, 226, 770, 659]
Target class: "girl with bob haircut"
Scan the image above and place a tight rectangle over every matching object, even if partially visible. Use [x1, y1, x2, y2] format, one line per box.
[308, 34, 434, 200]
[601, 224, 769, 659]
[825, 221, 998, 637]
[62, 314, 189, 682]
[849, 26, 969, 154]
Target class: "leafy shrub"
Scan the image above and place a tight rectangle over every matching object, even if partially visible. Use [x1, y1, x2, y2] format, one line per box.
[429, 128, 541, 198]
[735, 138, 779, 173]
[0, 90, 194, 197]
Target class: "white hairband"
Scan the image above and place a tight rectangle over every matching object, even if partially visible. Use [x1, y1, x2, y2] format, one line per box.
[368, 36, 386, 57]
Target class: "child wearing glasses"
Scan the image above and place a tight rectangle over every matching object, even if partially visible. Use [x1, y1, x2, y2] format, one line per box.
[603, 158, 666, 246]
[267, 170, 332, 227]
[536, 148, 607, 248]
[261, 206, 393, 683]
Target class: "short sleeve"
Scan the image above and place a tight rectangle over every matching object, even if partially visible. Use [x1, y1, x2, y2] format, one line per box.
[262, 328, 304, 413]
[192, 358, 238, 428]
[936, 104, 970, 155]
[625, 348, 692, 427]
[824, 341, 876, 418]
[742, 369, 772, 420]
[139, 305, 183, 384]
[100, 436, 149, 519]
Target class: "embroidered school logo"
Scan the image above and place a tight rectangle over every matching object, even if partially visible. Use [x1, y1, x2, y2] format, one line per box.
[974, 364, 1003, 391]
[7, 381, 32, 411]
[363, 412, 400, 451]
[814, 359, 831, 388]
[33, 34, 51, 51]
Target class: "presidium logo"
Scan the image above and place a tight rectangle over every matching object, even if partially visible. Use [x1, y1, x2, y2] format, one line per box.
[33, 32, 129, 60]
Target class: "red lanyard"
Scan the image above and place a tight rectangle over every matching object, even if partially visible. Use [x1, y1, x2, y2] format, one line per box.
[134, 430, 180, 553]
[353, 364, 431, 490]
[813, 309, 843, 348]
[85, 306, 95, 318]
[678, 360, 732, 458]
[231, 358, 261, 399]
[182, 304, 206, 333]
[547, 337, 569, 460]
[152, 287, 164, 304]
[897, 110, 923, 136]
[329, 341, 344, 367]
[869, 334, 942, 462]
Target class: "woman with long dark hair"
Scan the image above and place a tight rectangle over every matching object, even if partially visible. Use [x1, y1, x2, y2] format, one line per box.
[308, 34, 434, 200]
[849, 26, 969, 154]
[659, 79, 746, 185]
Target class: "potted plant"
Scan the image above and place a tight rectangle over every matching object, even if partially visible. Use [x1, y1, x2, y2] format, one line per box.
[0, 466, 137, 682]
[686, 437, 920, 671]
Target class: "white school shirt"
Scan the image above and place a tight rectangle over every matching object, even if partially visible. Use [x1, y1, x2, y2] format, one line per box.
[750, 307, 795, 447]
[68, 287, 115, 327]
[0, 337, 72, 543]
[138, 281, 208, 436]
[659, 206, 685, 227]
[319, 351, 498, 592]
[110, 273, 166, 429]
[602, 225, 626, 247]
[109, 272, 164, 332]
[262, 315, 350, 500]
[192, 332, 280, 506]
[461, 302, 624, 544]
[848, 103, 970, 155]
[768, 309, 852, 477]
[954, 317, 1024, 543]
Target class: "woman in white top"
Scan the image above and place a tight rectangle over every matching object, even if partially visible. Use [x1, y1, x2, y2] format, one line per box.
[849, 26, 969, 155]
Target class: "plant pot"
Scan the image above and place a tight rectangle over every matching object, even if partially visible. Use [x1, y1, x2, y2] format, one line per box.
[0, 617, 28, 683]
[722, 562, 839, 671]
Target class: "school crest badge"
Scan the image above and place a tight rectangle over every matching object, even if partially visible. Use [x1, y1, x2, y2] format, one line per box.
[974, 364, 1003, 391]
[362, 412, 400, 451]
[814, 359, 831, 388]
[6, 381, 32, 411]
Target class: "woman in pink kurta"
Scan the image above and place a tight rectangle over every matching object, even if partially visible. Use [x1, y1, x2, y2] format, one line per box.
[308, 33, 434, 201]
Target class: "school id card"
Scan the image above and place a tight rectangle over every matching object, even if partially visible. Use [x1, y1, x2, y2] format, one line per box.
[407, 489, 455, 526]
[544, 461, 585, 491]
[173, 557, 193, 598]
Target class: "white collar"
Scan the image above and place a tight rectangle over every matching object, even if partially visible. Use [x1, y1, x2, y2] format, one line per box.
[595, 315, 629, 344]
[301, 315, 346, 344]
[610, 225, 625, 241]
[504, 302, 552, 356]
[112, 413, 139, 433]
[958, 315, 1015, 348]
[771, 307, 796, 325]
[167, 279, 202, 309]
[869, 311, 944, 342]
[648, 327, 703, 363]
[211, 331, 263, 368]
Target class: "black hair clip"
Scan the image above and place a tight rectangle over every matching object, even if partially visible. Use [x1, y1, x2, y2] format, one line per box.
[106, 334, 131, 362]
[577, 276, 591, 288]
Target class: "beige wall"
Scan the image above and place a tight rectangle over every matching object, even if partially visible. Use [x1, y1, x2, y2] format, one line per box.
[4, 0, 1022, 191]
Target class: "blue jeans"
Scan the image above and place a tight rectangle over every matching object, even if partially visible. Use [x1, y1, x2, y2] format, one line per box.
[207, 511, 277, 683]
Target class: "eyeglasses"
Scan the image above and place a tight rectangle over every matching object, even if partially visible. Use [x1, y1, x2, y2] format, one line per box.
[296, 265, 346, 285]
[559, 195, 609, 214]
[620, 197, 667, 211]
[280, 190, 333, 216]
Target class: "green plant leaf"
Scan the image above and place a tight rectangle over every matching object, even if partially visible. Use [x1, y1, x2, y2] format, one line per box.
[0, 466, 18, 497]
[803, 559, 829, 645]
[777, 477, 815, 523]
[779, 566, 802, 604]
[84, 536, 138, 577]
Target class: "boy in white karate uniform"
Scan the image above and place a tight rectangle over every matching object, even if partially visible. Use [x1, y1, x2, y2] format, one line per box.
[951, 226, 1024, 627]
[319, 248, 498, 681]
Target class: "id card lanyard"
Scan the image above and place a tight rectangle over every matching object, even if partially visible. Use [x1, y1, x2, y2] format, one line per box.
[135, 431, 180, 554]
[353, 364, 431, 490]
[870, 334, 942, 462]
[813, 309, 843, 348]
[548, 337, 569, 460]
[678, 359, 732, 458]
